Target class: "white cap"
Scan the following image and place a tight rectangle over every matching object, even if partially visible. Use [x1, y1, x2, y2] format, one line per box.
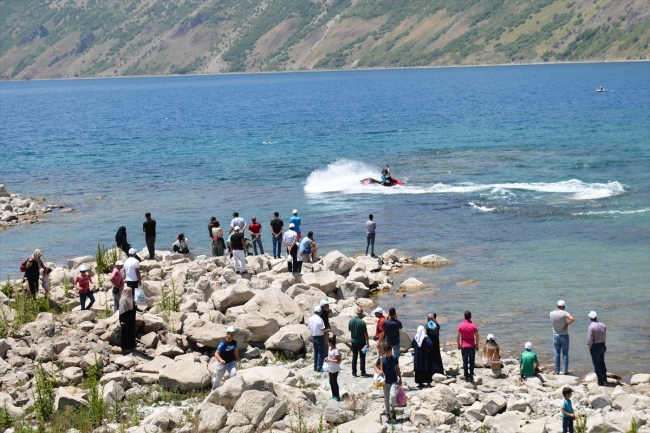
[487, 334, 495, 341]
[588, 311, 597, 319]
[226, 326, 236, 333]
[293, 209, 298, 215]
[320, 300, 329, 307]
[314, 306, 321, 313]
[289, 223, 295, 229]
[234, 226, 241, 231]
[129, 248, 137, 255]
[115, 260, 124, 266]
[557, 300, 566, 307]
[373, 307, 384, 315]
[525, 342, 533, 350]
[79, 265, 88, 272]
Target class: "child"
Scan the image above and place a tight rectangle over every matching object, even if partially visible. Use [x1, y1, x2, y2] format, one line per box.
[374, 345, 402, 421]
[41, 268, 52, 294]
[561, 387, 575, 433]
[324, 336, 341, 401]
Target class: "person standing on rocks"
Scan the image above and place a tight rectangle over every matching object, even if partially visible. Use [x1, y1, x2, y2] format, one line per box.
[349, 307, 369, 377]
[520, 341, 539, 380]
[457, 310, 479, 382]
[74, 265, 96, 310]
[374, 345, 402, 421]
[380, 308, 403, 359]
[319, 300, 331, 361]
[119, 285, 137, 352]
[23, 249, 46, 296]
[373, 307, 386, 357]
[412, 325, 434, 388]
[211, 220, 226, 257]
[365, 214, 376, 256]
[208, 217, 217, 238]
[248, 216, 264, 256]
[110, 260, 125, 312]
[426, 313, 444, 375]
[229, 227, 247, 274]
[324, 336, 341, 401]
[550, 300, 574, 375]
[230, 212, 247, 233]
[123, 248, 141, 292]
[587, 311, 607, 386]
[115, 226, 132, 256]
[308, 306, 330, 373]
[142, 212, 157, 260]
[270, 212, 284, 259]
[561, 387, 575, 433]
[283, 223, 298, 273]
[290, 209, 302, 240]
[212, 326, 240, 390]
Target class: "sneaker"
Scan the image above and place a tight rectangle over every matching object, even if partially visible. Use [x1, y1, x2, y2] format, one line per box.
[390, 410, 397, 420]
[318, 368, 324, 373]
[334, 396, 341, 401]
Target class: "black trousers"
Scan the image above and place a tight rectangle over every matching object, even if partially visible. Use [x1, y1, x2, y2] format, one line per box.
[145, 236, 156, 259]
[461, 347, 476, 380]
[287, 244, 298, 272]
[329, 372, 340, 398]
[351, 343, 366, 375]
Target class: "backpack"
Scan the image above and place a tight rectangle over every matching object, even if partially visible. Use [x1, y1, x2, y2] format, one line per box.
[20, 258, 30, 273]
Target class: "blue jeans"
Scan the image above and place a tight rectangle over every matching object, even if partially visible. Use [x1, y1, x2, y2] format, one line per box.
[251, 236, 264, 255]
[461, 347, 476, 381]
[312, 335, 325, 371]
[272, 236, 282, 258]
[366, 233, 375, 255]
[391, 344, 400, 360]
[563, 417, 574, 433]
[80, 292, 95, 310]
[590, 343, 607, 384]
[554, 334, 570, 374]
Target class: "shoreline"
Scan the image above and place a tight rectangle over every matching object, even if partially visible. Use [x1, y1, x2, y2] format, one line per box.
[0, 184, 68, 232]
[0, 59, 647, 84]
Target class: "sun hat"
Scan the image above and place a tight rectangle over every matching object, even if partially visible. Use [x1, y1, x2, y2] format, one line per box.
[525, 342, 533, 350]
[373, 307, 384, 315]
[289, 223, 295, 229]
[314, 306, 322, 313]
[79, 265, 87, 272]
[487, 334, 495, 341]
[128, 248, 136, 255]
[557, 300, 566, 307]
[226, 326, 236, 333]
[115, 260, 124, 266]
[588, 311, 597, 319]
[320, 300, 329, 307]
[293, 209, 298, 215]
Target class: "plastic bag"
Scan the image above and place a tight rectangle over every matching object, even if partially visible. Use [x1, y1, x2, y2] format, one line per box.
[322, 362, 330, 373]
[361, 344, 369, 354]
[396, 385, 408, 406]
[134, 286, 147, 307]
[373, 372, 385, 388]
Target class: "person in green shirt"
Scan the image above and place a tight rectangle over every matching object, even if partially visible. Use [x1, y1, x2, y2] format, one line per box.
[348, 307, 370, 377]
[520, 341, 539, 379]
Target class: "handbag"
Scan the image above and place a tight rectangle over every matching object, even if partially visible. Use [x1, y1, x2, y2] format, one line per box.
[134, 286, 147, 307]
[373, 356, 386, 388]
[396, 385, 408, 406]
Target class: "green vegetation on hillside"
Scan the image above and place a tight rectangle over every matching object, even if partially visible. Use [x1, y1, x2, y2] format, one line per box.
[0, 0, 647, 80]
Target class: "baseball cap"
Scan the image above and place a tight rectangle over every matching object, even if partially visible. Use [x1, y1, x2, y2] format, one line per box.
[289, 223, 295, 229]
[234, 226, 241, 231]
[226, 326, 236, 333]
[115, 260, 124, 266]
[525, 342, 533, 350]
[373, 307, 384, 315]
[487, 334, 495, 341]
[320, 300, 329, 307]
[128, 248, 136, 255]
[314, 306, 321, 313]
[292, 209, 298, 215]
[557, 300, 566, 307]
[251, 216, 256, 221]
[79, 265, 87, 272]
[588, 311, 597, 319]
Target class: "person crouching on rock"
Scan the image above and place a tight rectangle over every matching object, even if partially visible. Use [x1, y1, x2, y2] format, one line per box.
[172, 233, 190, 254]
[212, 326, 240, 390]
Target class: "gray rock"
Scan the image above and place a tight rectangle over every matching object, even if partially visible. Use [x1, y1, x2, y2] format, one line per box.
[264, 324, 311, 353]
[210, 285, 255, 312]
[381, 249, 407, 262]
[415, 254, 452, 267]
[234, 312, 279, 343]
[67, 255, 95, 270]
[322, 251, 355, 275]
[243, 289, 303, 327]
[54, 386, 88, 411]
[336, 412, 386, 433]
[198, 402, 228, 432]
[338, 280, 370, 299]
[103, 380, 125, 406]
[0, 339, 11, 358]
[589, 393, 612, 409]
[232, 390, 279, 428]
[399, 277, 425, 290]
[484, 394, 508, 416]
[159, 358, 211, 391]
[300, 271, 338, 294]
[630, 373, 650, 385]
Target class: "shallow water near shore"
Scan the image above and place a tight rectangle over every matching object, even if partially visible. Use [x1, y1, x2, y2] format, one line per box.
[1, 62, 649, 377]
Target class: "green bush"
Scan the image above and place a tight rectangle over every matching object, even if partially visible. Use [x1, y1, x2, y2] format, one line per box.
[34, 362, 56, 422]
[96, 242, 119, 274]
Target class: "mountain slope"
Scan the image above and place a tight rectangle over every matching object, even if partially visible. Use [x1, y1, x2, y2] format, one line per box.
[1, 0, 648, 80]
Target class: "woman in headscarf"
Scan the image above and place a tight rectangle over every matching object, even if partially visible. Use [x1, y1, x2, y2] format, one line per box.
[115, 226, 131, 255]
[412, 325, 434, 388]
[119, 286, 137, 352]
[426, 313, 445, 375]
[23, 249, 45, 296]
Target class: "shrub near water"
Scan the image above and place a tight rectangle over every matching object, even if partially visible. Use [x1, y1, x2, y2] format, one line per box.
[95, 242, 119, 274]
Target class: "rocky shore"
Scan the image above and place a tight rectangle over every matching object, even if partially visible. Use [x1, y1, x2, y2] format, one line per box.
[0, 248, 648, 433]
[0, 185, 67, 231]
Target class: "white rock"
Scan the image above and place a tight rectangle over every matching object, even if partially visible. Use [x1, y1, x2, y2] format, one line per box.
[399, 277, 426, 290]
[234, 312, 279, 343]
[198, 402, 228, 433]
[338, 280, 370, 299]
[103, 380, 125, 406]
[232, 390, 279, 428]
[381, 249, 406, 262]
[484, 394, 508, 416]
[66, 255, 95, 270]
[355, 256, 383, 272]
[243, 289, 303, 327]
[415, 254, 452, 267]
[630, 373, 650, 385]
[264, 324, 311, 353]
[54, 386, 87, 411]
[337, 411, 386, 433]
[159, 358, 211, 391]
[300, 271, 339, 294]
[322, 251, 355, 275]
[210, 285, 255, 312]
[589, 393, 612, 409]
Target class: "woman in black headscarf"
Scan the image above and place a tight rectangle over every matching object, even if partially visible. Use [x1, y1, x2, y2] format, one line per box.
[426, 313, 445, 375]
[115, 226, 130, 255]
[119, 286, 137, 352]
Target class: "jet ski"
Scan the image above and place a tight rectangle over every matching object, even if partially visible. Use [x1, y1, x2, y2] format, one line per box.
[361, 177, 404, 187]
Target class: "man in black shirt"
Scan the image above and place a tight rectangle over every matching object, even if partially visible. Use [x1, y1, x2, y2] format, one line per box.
[208, 216, 217, 238]
[269, 211, 284, 259]
[229, 227, 247, 274]
[142, 212, 157, 260]
[380, 307, 403, 359]
[319, 300, 331, 357]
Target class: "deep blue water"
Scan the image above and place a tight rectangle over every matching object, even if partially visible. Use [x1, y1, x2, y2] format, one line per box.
[1, 62, 649, 376]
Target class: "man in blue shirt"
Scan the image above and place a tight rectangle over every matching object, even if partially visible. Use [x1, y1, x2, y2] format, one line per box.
[211, 326, 240, 390]
[290, 209, 302, 240]
[374, 345, 402, 421]
[299, 231, 317, 264]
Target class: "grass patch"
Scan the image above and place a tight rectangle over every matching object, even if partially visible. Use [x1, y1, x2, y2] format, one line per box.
[96, 242, 120, 274]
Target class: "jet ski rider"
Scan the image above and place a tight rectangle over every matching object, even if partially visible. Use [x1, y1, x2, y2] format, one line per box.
[381, 165, 392, 185]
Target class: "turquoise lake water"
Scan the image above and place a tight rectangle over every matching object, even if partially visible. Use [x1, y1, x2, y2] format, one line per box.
[1, 62, 649, 376]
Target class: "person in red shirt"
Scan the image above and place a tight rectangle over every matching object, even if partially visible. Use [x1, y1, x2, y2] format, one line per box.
[457, 310, 480, 382]
[248, 216, 264, 256]
[373, 307, 386, 356]
[74, 266, 96, 311]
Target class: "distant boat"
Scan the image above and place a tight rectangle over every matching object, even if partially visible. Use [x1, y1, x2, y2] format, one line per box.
[596, 86, 607, 92]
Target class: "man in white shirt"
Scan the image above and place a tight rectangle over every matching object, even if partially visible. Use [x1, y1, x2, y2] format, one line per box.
[230, 212, 247, 233]
[283, 223, 298, 273]
[308, 306, 330, 373]
[123, 248, 141, 290]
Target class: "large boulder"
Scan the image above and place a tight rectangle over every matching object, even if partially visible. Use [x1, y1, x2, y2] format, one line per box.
[210, 285, 255, 312]
[159, 358, 211, 391]
[484, 394, 508, 416]
[355, 256, 383, 272]
[66, 256, 95, 270]
[232, 390, 280, 429]
[399, 277, 426, 290]
[184, 319, 251, 348]
[415, 254, 452, 267]
[337, 412, 386, 433]
[197, 403, 228, 433]
[338, 281, 370, 299]
[54, 386, 87, 411]
[630, 373, 650, 385]
[22, 319, 55, 338]
[381, 249, 406, 262]
[301, 271, 339, 294]
[322, 251, 355, 275]
[264, 324, 311, 353]
[293, 287, 329, 317]
[419, 384, 462, 413]
[234, 312, 279, 343]
[243, 289, 303, 327]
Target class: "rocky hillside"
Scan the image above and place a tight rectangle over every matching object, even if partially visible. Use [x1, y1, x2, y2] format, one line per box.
[1, 0, 648, 80]
[1, 247, 649, 433]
